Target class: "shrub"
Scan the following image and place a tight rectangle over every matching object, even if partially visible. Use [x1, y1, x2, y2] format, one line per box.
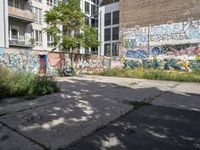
[0, 67, 59, 100]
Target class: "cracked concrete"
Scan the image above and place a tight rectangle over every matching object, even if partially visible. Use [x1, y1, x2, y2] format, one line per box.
[0, 75, 200, 149]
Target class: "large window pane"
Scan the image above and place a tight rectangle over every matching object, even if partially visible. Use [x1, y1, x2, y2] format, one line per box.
[104, 43, 111, 57]
[112, 27, 119, 40]
[113, 11, 119, 25]
[105, 13, 111, 26]
[104, 28, 111, 41]
[85, 2, 90, 14]
[112, 43, 119, 56]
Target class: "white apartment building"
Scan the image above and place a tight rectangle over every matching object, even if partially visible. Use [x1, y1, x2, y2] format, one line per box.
[0, 0, 59, 52]
[0, 0, 119, 56]
[98, 1, 120, 57]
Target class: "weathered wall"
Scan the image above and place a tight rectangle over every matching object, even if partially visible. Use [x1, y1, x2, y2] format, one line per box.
[74, 54, 104, 73]
[122, 20, 200, 72]
[0, 48, 40, 73]
[120, 0, 200, 28]
[120, 0, 200, 72]
[0, 48, 69, 75]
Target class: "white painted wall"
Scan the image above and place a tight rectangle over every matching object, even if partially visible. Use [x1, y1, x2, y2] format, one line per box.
[0, 0, 8, 48]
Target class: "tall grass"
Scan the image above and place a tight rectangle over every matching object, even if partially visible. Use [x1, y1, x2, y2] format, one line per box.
[90, 68, 200, 83]
[0, 67, 59, 100]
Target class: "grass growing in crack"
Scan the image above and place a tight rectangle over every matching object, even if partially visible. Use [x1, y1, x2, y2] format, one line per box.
[130, 101, 151, 110]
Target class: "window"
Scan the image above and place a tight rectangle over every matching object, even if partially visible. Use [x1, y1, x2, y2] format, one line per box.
[91, 47, 98, 55]
[112, 27, 119, 40]
[85, 17, 90, 25]
[33, 30, 42, 46]
[33, 7, 42, 24]
[8, 0, 25, 9]
[104, 28, 111, 41]
[85, 48, 90, 54]
[92, 0, 99, 5]
[104, 43, 111, 57]
[105, 13, 111, 26]
[47, 0, 57, 6]
[91, 5, 98, 16]
[47, 34, 53, 47]
[85, 2, 90, 15]
[112, 43, 119, 56]
[91, 18, 98, 27]
[113, 11, 119, 25]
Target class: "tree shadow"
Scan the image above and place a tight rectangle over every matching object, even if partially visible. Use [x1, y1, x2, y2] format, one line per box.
[68, 105, 200, 150]
[0, 79, 200, 149]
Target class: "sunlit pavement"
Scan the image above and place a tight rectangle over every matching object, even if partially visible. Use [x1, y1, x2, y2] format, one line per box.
[0, 75, 200, 150]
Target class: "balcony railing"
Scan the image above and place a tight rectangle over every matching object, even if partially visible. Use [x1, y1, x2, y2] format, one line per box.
[9, 37, 32, 47]
[8, 6, 35, 22]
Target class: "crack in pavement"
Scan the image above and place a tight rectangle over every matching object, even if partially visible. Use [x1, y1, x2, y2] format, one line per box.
[0, 122, 47, 150]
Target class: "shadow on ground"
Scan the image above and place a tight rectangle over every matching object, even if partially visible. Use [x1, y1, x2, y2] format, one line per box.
[67, 105, 200, 150]
[0, 78, 200, 149]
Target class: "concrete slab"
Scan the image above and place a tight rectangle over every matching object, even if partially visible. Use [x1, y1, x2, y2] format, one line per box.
[57, 77, 166, 103]
[173, 83, 200, 95]
[152, 92, 200, 111]
[0, 93, 62, 116]
[68, 105, 200, 150]
[0, 123, 42, 150]
[0, 97, 132, 150]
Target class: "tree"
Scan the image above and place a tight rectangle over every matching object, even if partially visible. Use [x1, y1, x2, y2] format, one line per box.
[44, 0, 100, 68]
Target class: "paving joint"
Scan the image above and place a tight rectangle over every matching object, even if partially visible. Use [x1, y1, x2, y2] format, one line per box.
[0, 122, 48, 150]
[0, 97, 61, 117]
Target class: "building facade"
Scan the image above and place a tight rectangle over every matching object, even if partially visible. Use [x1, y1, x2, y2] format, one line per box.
[120, 0, 200, 72]
[98, 1, 120, 57]
[1, 0, 200, 73]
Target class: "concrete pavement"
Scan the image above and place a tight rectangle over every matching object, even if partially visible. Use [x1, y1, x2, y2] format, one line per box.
[0, 75, 200, 149]
[68, 105, 200, 150]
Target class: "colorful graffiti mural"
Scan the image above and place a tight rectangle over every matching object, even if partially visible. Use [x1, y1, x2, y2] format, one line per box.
[124, 20, 200, 49]
[75, 54, 104, 72]
[123, 20, 200, 72]
[0, 50, 40, 73]
[0, 49, 69, 75]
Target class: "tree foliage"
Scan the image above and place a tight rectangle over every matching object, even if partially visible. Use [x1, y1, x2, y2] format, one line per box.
[44, 0, 100, 53]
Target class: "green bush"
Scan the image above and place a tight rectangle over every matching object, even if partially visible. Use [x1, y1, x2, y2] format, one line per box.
[0, 67, 59, 100]
[95, 68, 200, 83]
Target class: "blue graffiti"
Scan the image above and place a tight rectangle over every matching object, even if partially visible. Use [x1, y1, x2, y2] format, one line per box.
[126, 50, 148, 59]
[151, 47, 162, 56]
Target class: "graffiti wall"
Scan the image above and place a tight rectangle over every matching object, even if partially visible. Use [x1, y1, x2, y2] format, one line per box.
[123, 20, 200, 72]
[104, 57, 124, 69]
[75, 54, 104, 73]
[0, 49, 68, 75]
[0, 49, 40, 73]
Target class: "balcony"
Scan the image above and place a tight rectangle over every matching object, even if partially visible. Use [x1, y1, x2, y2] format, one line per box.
[9, 36, 32, 47]
[8, 6, 35, 23]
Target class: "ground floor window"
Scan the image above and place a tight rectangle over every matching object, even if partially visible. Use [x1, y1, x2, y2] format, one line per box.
[104, 43, 111, 56]
[33, 30, 42, 46]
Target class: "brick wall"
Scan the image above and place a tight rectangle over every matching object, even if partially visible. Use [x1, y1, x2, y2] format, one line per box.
[120, 0, 200, 28]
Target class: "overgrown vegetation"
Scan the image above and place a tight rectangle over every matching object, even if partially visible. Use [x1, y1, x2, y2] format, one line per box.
[130, 101, 151, 110]
[88, 68, 200, 83]
[0, 67, 59, 100]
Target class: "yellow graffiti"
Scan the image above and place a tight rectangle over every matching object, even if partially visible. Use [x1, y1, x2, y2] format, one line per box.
[196, 55, 200, 60]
